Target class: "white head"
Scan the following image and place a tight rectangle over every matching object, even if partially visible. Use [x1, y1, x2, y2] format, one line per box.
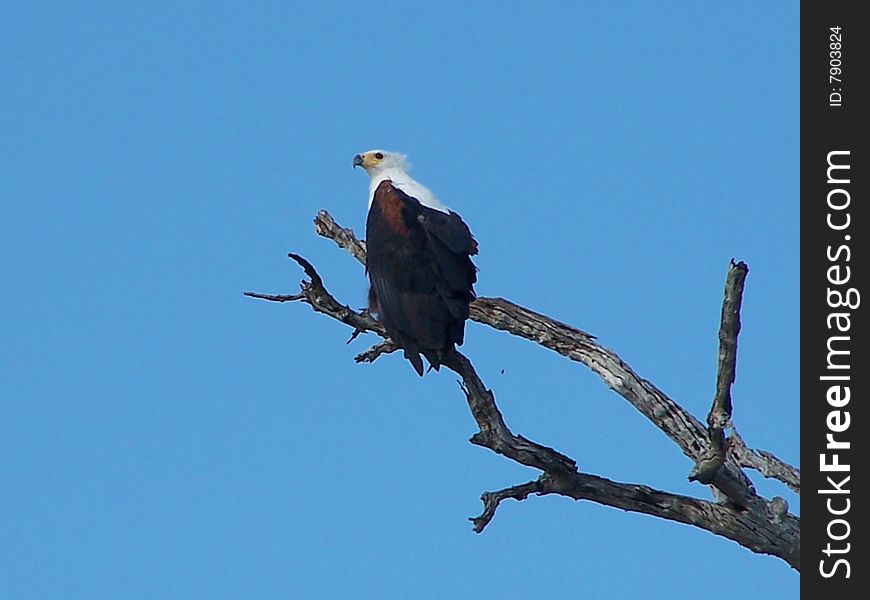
[352, 149, 450, 213]
[352, 149, 409, 175]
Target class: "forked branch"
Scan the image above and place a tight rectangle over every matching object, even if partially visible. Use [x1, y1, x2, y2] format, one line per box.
[312, 210, 799, 493]
[244, 211, 800, 570]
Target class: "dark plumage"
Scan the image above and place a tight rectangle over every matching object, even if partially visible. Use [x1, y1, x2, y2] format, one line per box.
[366, 180, 477, 375]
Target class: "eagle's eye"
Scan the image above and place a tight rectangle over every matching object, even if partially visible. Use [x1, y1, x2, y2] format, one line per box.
[374, 152, 384, 160]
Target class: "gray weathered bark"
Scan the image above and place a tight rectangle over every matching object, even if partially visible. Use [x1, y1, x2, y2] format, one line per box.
[245, 210, 800, 570]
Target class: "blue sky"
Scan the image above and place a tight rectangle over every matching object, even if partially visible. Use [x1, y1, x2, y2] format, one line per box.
[1, 2, 799, 598]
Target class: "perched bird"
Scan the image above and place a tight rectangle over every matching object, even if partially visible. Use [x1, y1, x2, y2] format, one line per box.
[353, 150, 478, 376]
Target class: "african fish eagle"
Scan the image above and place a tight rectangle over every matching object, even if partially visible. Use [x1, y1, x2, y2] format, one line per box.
[353, 150, 478, 376]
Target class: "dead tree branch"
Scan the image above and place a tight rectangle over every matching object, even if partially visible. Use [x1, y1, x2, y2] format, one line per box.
[312, 211, 798, 492]
[245, 252, 385, 337]
[709, 260, 748, 430]
[470, 479, 544, 533]
[731, 431, 800, 493]
[689, 261, 749, 507]
[245, 211, 800, 570]
[354, 340, 399, 364]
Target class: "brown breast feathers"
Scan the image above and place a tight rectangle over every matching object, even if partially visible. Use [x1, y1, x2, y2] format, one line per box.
[373, 180, 410, 235]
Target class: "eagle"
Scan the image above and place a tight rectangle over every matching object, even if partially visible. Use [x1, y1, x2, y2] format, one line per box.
[353, 150, 478, 376]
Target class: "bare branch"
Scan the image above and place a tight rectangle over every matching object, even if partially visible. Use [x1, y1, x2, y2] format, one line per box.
[550, 472, 799, 570]
[441, 348, 795, 568]
[470, 472, 800, 569]
[710, 259, 748, 429]
[731, 431, 800, 493]
[246, 211, 801, 569]
[244, 291, 303, 303]
[471, 479, 544, 533]
[355, 340, 399, 364]
[444, 350, 577, 476]
[689, 261, 749, 509]
[314, 210, 367, 265]
[312, 210, 799, 493]
[245, 252, 385, 338]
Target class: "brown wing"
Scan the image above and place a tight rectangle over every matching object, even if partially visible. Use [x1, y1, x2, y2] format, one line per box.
[366, 180, 477, 375]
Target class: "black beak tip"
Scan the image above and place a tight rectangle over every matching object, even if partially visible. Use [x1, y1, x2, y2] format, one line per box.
[352, 154, 363, 168]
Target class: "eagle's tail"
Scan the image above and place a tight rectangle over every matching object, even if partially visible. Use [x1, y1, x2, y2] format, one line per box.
[404, 348, 426, 377]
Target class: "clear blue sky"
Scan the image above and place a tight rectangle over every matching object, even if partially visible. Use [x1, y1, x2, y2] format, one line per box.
[1, 2, 799, 598]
